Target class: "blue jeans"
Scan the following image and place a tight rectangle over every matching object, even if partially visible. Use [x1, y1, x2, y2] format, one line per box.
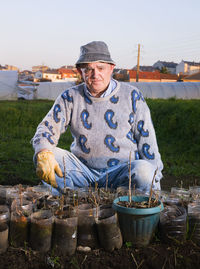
[36, 147, 161, 196]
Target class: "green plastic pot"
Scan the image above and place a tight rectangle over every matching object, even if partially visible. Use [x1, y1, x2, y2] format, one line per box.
[112, 195, 164, 246]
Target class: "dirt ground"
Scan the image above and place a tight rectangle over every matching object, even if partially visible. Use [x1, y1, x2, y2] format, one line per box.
[1, 238, 200, 269]
[1, 175, 200, 269]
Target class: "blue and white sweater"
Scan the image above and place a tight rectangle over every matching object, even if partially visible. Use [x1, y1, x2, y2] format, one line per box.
[32, 80, 163, 180]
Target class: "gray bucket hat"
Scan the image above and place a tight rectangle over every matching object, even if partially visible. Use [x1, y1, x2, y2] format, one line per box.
[76, 41, 115, 66]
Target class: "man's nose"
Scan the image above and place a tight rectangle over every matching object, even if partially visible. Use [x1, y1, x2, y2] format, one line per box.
[91, 68, 99, 77]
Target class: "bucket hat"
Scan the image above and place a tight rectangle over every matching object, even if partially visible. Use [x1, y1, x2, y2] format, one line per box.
[76, 41, 115, 66]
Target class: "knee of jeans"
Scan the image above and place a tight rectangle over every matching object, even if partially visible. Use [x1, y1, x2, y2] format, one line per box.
[132, 160, 156, 188]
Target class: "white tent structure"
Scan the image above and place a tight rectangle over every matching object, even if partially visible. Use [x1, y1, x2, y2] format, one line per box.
[130, 82, 200, 99]
[36, 81, 200, 101]
[36, 81, 75, 100]
[0, 70, 18, 100]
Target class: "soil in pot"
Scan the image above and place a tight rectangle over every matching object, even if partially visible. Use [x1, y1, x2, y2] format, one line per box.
[29, 210, 53, 252]
[96, 206, 122, 252]
[77, 203, 99, 249]
[0, 222, 9, 253]
[159, 204, 187, 244]
[53, 206, 78, 256]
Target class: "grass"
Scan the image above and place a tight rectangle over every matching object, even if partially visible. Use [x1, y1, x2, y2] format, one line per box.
[0, 98, 200, 186]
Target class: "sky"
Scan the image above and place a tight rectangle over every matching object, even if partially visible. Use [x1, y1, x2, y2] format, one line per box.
[1, 0, 200, 71]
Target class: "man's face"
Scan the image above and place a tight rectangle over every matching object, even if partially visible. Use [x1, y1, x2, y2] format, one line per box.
[78, 62, 115, 97]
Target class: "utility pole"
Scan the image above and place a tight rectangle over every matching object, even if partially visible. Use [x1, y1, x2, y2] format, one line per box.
[136, 44, 140, 82]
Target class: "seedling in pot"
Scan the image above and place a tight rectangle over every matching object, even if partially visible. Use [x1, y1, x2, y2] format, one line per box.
[148, 168, 158, 208]
[118, 153, 160, 209]
[10, 197, 31, 248]
[128, 152, 132, 204]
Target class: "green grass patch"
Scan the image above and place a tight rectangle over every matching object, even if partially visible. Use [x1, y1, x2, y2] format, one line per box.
[0, 98, 199, 186]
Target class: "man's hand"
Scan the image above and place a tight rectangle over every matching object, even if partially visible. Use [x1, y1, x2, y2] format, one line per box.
[36, 151, 63, 188]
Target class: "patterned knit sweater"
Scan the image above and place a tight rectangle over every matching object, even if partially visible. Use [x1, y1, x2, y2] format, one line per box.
[32, 80, 163, 180]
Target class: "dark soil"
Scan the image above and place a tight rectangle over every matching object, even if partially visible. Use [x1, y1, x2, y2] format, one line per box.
[1, 239, 200, 269]
[1, 175, 200, 269]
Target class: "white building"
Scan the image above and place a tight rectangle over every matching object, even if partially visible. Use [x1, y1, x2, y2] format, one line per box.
[176, 60, 200, 75]
[34, 70, 62, 82]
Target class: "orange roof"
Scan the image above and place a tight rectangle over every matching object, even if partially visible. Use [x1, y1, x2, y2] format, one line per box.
[58, 68, 78, 75]
[160, 73, 178, 80]
[128, 70, 178, 81]
[128, 70, 160, 80]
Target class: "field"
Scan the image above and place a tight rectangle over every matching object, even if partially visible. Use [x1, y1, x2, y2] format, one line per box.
[0, 98, 199, 188]
[0, 99, 200, 268]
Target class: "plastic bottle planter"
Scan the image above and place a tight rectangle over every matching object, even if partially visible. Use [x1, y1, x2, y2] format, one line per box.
[0, 205, 10, 224]
[116, 186, 129, 198]
[0, 223, 8, 253]
[6, 188, 20, 208]
[11, 199, 34, 215]
[157, 190, 180, 206]
[0, 186, 7, 205]
[45, 197, 60, 213]
[112, 196, 164, 247]
[189, 186, 200, 202]
[0, 205, 10, 254]
[30, 210, 53, 252]
[96, 206, 123, 252]
[9, 212, 30, 247]
[98, 188, 116, 206]
[53, 207, 78, 256]
[159, 205, 187, 244]
[77, 203, 99, 249]
[171, 187, 190, 208]
[188, 202, 200, 246]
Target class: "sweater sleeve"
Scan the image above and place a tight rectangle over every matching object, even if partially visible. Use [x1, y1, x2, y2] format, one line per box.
[31, 93, 72, 154]
[132, 91, 163, 182]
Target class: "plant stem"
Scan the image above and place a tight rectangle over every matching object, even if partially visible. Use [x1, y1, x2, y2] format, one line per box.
[148, 168, 158, 208]
[63, 156, 66, 188]
[129, 152, 132, 204]
[106, 173, 108, 192]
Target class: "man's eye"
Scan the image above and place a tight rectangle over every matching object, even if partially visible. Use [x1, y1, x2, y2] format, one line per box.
[85, 68, 92, 73]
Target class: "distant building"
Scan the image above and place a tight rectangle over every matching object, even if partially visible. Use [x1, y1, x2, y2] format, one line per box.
[128, 70, 178, 82]
[132, 65, 156, 72]
[32, 65, 49, 73]
[183, 72, 200, 82]
[128, 70, 160, 82]
[0, 65, 7, 70]
[18, 70, 34, 81]
[0, 64, 19, 71]
[153, 61, 177, 74]
[176, 60, 200, 75]
[34, 70, 61, 82]
[60, 65, 76, 70]
[113, 69, 129, 81]
[160, 73, 178, 82]
[58, 68, 78, 80]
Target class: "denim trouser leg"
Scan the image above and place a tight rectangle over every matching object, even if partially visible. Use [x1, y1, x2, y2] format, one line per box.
[35, 147, 160, 195]
[97, 159, 160, 191]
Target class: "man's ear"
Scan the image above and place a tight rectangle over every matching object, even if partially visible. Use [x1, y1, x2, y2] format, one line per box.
[76, 67, 83, 77]
[110, 64, 115, 72]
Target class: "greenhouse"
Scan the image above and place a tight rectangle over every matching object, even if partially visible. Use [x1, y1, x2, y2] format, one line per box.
[130, 82, 200, 99]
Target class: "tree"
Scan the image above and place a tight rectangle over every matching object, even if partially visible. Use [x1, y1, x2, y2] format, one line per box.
[160, 67, 170, 74]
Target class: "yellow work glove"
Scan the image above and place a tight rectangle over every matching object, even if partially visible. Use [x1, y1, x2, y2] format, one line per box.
[36, 151, 63, 188]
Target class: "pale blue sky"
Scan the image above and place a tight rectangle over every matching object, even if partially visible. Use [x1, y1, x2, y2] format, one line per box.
[1, 0, 200, 70]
